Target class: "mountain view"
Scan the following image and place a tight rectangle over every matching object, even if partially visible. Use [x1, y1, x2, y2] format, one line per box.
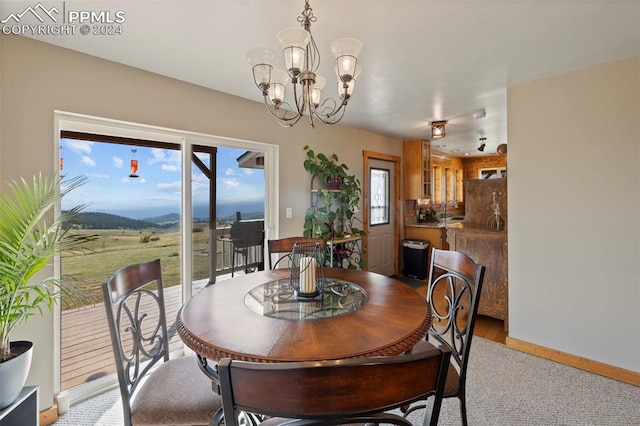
[68, 200, 265, 230]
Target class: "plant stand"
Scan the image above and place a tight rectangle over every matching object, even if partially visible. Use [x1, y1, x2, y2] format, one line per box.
[0, 386, 38, 426]
[326, 235, 363, 269]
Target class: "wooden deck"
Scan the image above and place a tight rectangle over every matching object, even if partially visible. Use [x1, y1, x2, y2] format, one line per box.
[62, 284, 185, 389]
[60, 275, 231, 390]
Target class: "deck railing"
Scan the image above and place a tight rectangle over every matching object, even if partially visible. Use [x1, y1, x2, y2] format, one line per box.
[212, 222, 264, 278]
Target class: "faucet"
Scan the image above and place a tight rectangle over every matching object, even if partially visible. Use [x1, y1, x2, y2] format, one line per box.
[443, 200, 454, 220]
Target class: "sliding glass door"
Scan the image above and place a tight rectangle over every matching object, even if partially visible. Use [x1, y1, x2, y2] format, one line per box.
[55, 113, 276, 404]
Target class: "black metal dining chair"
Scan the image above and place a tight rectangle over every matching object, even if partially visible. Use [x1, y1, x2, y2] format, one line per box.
[219, 344, 451, 426]
[404, 248, 485, 426]
[102, 259, 222, 426]
[229, 220, 264, 276]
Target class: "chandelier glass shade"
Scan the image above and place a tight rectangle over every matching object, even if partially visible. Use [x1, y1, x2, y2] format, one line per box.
[246, 0, 362, 128]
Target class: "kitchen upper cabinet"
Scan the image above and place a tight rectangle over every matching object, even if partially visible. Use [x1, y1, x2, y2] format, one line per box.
[403, 139, 431, 200]
[430, 150, 465, 205]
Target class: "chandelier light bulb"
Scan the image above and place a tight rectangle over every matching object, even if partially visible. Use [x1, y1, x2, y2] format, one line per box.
[277, 28, 310, 78]
[269, 69, 290, 106]
[312, 75, 326, 107]
[331, 38, 362, 81]
[336, 65, 361, 99]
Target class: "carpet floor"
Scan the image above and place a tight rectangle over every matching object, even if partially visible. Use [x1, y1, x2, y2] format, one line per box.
[54, 337, 639, 425]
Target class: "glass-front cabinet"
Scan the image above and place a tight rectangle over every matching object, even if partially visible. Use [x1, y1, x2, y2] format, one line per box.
[403, 139, 431, 201]
[430, 152, 464, 206]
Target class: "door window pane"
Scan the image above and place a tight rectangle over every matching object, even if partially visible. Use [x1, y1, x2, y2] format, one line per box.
[370, 168, 390, 226]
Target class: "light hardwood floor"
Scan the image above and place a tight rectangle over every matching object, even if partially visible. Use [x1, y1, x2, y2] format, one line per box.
[473, 315, 506, 344]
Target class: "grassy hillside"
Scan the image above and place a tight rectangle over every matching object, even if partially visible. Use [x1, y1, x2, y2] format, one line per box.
[68, 211, 164, 230]
[62, 227, 215, 308]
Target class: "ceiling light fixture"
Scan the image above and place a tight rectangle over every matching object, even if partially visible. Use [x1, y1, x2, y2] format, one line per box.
[477, 137, 487, 152]
[246, 0, 362, 128]
[431, 121, 447, 139]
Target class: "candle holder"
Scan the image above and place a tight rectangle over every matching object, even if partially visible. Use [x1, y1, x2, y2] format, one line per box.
[290, 241, 325, 298]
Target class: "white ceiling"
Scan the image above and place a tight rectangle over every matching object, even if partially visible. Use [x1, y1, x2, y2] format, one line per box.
[4, 0, 639, 156]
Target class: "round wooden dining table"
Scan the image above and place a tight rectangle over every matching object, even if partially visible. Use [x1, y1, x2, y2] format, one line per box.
[176, 268, 430, 363]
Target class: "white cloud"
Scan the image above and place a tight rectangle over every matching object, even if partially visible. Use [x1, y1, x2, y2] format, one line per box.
[157, 181, 181, 193]
[121, 176, 147, 184]
[149, 148, 166, 163]
[113, 156, 123, 168]
[221, 178, 240, 188]
[149, 148, 180, 173]
[225, 168, 235, 176]
[65, 140, 93, 154]
[81, 155, 96, 166]
[89, 173, 109, 179]
[243, 169, 255, 175]
[161, 164, 179, 172]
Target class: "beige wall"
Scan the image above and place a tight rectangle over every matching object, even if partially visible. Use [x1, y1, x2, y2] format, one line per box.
[0, 35, 402, 409]
[508, 56, 639, 372]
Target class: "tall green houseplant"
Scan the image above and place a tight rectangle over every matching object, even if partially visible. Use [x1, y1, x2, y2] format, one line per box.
[0, 173, 89, 362]
[302, 146, 365, 269]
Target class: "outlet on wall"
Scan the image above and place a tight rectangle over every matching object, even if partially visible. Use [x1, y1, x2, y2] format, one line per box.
[286, 207, 292, 218]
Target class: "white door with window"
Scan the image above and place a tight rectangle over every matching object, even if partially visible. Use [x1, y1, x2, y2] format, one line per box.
[367, 159, 395, 276]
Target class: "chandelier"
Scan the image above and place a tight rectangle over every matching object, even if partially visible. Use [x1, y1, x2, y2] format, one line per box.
[246, 0, 362, 128]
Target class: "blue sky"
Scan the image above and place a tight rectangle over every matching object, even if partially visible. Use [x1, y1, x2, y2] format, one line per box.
[60, 139, 264, 219]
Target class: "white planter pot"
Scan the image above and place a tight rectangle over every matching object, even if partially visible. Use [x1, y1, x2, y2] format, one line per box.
[0, 341, 33, 409]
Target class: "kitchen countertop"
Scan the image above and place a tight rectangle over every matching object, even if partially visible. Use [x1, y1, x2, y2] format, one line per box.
[406, 221, 506, 232]
[405, 220, 463, 229]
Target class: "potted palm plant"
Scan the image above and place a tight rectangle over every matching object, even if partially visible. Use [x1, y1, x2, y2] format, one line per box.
[0, 173, 90, 409]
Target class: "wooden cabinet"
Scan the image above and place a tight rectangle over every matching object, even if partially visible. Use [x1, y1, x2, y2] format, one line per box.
[447, 226, 507, 323]
[444, 178, 508, 326]
[405, 226, 448, 251]
[403, 140, 431, 200]
[430, 150, 465, 205]
[404, 225, 449, 268]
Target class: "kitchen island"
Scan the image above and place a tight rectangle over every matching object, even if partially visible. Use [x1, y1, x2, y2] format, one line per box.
[445, 222, 508, 323]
